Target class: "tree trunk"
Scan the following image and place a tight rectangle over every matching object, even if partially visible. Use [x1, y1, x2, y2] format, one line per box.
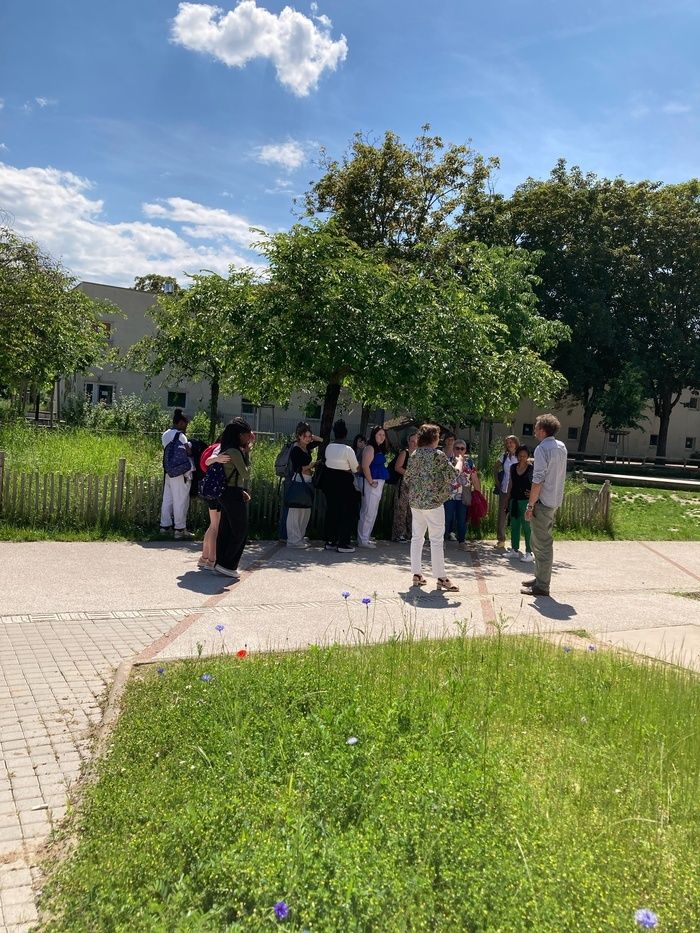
[34, 387, 40, 422]
[478, 418, 490, 471]
[359, 403, 371, 438]
[655, 391, 676, 462]
[577, 394, 596, 458]
[320, 377, 342, 442]
[49, 381, 56, 428]
[208, 377, 220, 442]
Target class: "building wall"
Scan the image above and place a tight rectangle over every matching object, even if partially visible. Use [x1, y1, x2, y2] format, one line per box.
[72, 283, 700, 456]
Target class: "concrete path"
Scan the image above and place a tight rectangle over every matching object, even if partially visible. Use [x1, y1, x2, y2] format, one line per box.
[1, 539, 699, 931]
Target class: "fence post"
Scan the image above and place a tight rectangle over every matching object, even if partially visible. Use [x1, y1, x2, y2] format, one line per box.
[115, 458, 126, 517]
[600, 480, 611, 526]
[0, 450, 4, 513]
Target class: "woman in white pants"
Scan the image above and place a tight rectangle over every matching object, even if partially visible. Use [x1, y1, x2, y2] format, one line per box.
[404, 423, 462, 591]
[286, 422, 322, 548]
[357, 425, 390, 547]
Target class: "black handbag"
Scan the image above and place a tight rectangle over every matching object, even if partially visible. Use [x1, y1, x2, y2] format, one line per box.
[284, 473, 315, 508]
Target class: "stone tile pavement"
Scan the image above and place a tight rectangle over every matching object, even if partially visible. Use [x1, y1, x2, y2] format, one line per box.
[0, 538, 699, 931]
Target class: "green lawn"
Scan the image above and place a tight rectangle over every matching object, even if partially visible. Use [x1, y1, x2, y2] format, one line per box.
[41, 635, 700, 932]
[609, 486, 700, 541]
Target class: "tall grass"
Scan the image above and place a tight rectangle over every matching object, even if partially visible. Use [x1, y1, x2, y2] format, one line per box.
[41, 632, 700, 931]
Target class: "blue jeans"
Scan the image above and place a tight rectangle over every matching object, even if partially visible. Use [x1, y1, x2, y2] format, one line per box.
[444, 499, 467, 543]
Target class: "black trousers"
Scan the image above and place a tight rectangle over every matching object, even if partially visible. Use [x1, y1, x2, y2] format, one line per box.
[216, 487, 248, 571]
[323, 469, 359, 548]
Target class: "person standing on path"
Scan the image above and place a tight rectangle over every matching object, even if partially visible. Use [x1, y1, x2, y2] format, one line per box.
[391, 432, 417, 542]
[506, 445, 534, 562]
[404, 423, 462, 592]
[357, 425, 390, 548]
[286, 422, 322, 548]
[322, 419, 360, 554]
[444, 439, 472, 548]
[521, 415, 568, 597]
[215, 419, 253, 579]
[160, 409, 194, 539]
[494, 435, 519, 550]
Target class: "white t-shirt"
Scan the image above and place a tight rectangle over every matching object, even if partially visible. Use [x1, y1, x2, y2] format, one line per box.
[161, 428, 193, 475]
[324, 442, 359, 473]
[499, 453, 518, 494]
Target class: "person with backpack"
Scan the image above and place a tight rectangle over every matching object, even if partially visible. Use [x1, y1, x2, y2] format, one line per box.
[274, 437, 295, 543]
[160, 409, 194, 539]
[494, 434, 519, 550]
[196, 435, 230, 570]
[215, 418, 254, 579]
[322, 419, 360, 554]
[444, 439, 473, 550]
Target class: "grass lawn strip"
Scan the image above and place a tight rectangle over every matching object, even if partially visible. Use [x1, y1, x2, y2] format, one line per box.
[40, 635, 700, 931]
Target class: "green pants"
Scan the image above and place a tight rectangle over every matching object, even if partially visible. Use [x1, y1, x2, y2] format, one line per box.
[510, 499, 532, 552]
[530, 503, 556, 590]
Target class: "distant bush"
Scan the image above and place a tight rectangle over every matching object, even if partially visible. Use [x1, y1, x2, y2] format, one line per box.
[61, 392, 170, 435]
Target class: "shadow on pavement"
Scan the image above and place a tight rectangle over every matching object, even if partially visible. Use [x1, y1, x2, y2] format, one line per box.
[525, 596, 577, 621]
[396, 589, 462, 610]
[176, 570, 226, 595]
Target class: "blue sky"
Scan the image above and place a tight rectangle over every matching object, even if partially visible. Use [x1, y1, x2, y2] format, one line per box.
[1, 0, 698, 284]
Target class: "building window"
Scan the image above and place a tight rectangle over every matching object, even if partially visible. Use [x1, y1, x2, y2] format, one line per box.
[97, 384, 113, 406]
[522, 423, 533, 436]
[608, 432, 620, 443]
[167, 390, 186, 408]
[567, 426, 578, 440]
[304, 401, 322, 420]
[686, 437, 696, 450]
[688, 397, 698, 410]
[84, 382, 94, 402]
[649, 434, 658, 447]
[241, 398, 256, 415]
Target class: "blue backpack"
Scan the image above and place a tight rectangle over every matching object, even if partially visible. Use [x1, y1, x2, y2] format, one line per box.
[163, 431, 191, 478]
[199, 462, 227, 502]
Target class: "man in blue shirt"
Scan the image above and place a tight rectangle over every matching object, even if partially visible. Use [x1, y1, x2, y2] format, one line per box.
[521, 414, 568, 597]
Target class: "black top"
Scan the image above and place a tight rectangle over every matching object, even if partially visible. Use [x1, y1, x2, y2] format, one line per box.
[509, 462, 533, 501]
[289, 442, 318, 476]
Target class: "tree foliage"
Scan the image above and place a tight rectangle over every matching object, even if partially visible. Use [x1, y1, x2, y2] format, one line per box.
[127, 268, 257, 440]
[133, 274, 181, 295]
[0, 226, 110, 397]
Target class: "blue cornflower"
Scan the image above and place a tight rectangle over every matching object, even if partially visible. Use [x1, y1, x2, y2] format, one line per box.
[156, 667, 166, 674]
[201, 673, 213, 683]
[274, 901, 289, 921]
[588, 644, 597, 651]
[215, 623, 225, 633]
[563, 647, 572, 654]
[635, 908, 658, 928]
[341, 591, 351, 599]
[362, 597, 371, 605]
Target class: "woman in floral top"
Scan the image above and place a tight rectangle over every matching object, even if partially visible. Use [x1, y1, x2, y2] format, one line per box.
[404, 423, 462, 591]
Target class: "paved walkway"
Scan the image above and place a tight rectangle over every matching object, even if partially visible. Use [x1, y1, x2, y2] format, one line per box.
[1, 539, 699, 931]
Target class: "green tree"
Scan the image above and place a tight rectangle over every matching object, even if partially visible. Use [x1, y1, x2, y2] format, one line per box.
[133, 274, 181, 295]
[127, 268, 257, 440]
[247, 222, 439, 439]
[506, 163, 645, 453]
[0, 226, 110, 405]
[629, 180, 700, 459]
[303, 126, 498, 256]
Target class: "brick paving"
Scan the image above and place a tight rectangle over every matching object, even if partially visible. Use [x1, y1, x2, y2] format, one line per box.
[0, 615, 184, 932]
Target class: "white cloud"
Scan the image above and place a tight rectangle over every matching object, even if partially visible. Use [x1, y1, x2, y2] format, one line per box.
[257, 140, 305, 170]
[0, 161, 263, 286]
[0, 144, 7, 152]
[171, 1, 347, 96]
[661, 101, 692, 115]
[0, 99, 4, 110]
[35, 97, 57, 108]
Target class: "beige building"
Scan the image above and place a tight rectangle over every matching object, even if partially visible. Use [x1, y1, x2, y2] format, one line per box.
[70, 282, 699, 459]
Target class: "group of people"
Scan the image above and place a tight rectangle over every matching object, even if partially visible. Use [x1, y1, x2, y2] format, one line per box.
[159, 409, 568, 597]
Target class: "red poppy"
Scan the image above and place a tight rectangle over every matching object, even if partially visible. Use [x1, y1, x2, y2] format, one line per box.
[236, 649, 248, 658]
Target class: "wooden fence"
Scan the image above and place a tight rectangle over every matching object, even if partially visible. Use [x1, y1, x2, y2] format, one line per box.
[0, 451, 612, 537]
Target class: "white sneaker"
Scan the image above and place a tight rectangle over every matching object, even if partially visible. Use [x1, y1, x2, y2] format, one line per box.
[337, 546, 355, 553]
[448, 532, 457, 542]
[287, 542, 309, 549]
[174, 529, 195, 540]
[521, 552, 535, 563]
[510, 549, 522, 559]
[502, 547, 515, 555]
[358, 541, 377, 549]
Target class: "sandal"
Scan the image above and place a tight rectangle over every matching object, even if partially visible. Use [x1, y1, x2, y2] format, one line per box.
[437, 577, 460, 592]
[412, 574, 427, 587]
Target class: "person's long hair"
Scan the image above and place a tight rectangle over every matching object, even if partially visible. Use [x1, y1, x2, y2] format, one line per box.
[220, 419, 252, 458]
[368, 425, 388, 454]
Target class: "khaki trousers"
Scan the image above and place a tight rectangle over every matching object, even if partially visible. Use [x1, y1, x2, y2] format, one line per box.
[530, 503, 556, 590]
